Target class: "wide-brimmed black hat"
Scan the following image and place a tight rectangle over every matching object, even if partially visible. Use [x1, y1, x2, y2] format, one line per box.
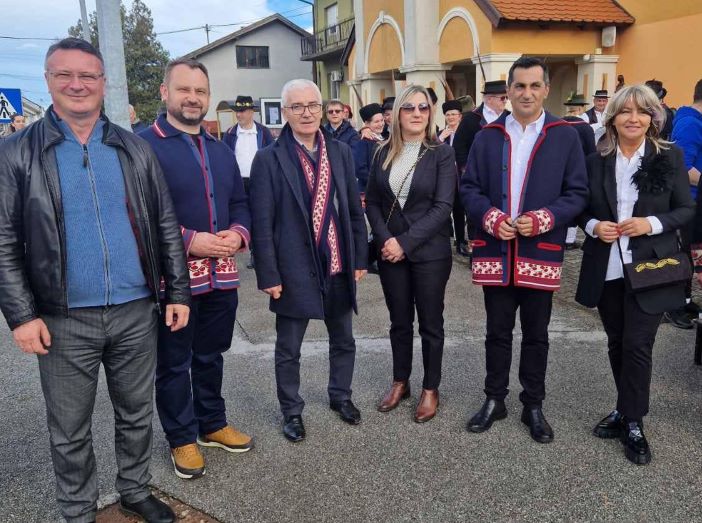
[564, 93, 588, 106]
[233, 95, 258, 111]
[382, 97, 395, 111]
[482, 80, 507, 95]
[359, 103, 383, 123]
[442, 100, 463, 114]
[593, 90, 609, 99]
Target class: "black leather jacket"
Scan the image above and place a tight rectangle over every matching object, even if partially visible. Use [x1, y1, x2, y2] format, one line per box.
[0, 108, 191, 329]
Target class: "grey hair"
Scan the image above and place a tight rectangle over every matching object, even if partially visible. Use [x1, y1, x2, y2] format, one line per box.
[281, 79, 322, 106]
[598, 84, 671, 157]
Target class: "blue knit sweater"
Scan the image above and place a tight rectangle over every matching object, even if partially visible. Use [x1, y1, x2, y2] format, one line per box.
[53, 113, 150, 307]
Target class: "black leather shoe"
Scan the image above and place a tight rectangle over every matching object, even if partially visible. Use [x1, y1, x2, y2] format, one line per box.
[593, 410, 624, 439]
[283, 415, 306, 442]
[466, 399, 507, 433]
[621, 420, 651, 465]
[520, 406, 554, 443]
[663, 308, 694, 329]
[456, 241, 471, 258]
[330, 399, 361, 425]
[120, 495, 175, 523]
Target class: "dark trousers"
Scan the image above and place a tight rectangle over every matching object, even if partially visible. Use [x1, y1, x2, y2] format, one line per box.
[378, 256, 452, 389]
[483, 285, 553, 407]
[597, 279, 662, 420]
[39, 298, 157, 523]
[452, 190, 467, 245]
[156, 289, 237, 447]
[275, 276, 356, 417]
[679, 222, 693, 300]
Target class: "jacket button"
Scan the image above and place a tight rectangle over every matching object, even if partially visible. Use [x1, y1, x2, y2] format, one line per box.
[310, 271, 316, 277]
[210, 193, 214, 198]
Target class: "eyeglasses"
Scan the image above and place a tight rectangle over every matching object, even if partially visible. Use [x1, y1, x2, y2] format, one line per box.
[327, 108, 343, 114]
[47, 71, 104, 85]
[285, 103, 323, 115]
[399, 103, 431, 113]
[486, 95, 509, 102]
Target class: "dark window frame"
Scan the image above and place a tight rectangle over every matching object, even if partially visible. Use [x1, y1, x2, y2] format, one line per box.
[235, 45, 270, 69]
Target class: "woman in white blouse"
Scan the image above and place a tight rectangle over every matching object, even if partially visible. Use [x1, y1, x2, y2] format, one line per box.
[575, 85, 694, 465]
[365, 85, 456, 423]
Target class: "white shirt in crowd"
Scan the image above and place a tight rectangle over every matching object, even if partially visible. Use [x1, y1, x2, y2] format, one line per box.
[235, 124, 258, 179]
[483, 105, 501, 125]
[585, 140, 663, 281]
[505, 111, 545, 219]
[580, 109, 605, 135]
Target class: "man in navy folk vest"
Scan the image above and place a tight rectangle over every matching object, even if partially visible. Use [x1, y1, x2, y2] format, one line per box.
[250, 79, 368, 443]
[140, 59, 253, 480]
[461, 57, 588, 444]
[0, 38, 190, 523]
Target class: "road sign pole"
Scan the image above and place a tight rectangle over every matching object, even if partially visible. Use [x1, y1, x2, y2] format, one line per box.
[96, 0, 130, 130]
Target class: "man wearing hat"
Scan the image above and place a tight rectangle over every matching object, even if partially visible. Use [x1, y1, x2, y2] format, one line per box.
[562, 93, 596, 248]
[451, 80, 509, 257]
[581, 90, 609, 133]
[223, 95, 274, 269]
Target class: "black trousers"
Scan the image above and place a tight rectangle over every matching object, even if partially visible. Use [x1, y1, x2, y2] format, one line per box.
[378, 256, 452, 389]
[597, 279, 662, 420]
[452, 190, 467, 245]
[483, 285, 553, 407]
[274, 275, 356, 417]
[679, 221, 693, 300]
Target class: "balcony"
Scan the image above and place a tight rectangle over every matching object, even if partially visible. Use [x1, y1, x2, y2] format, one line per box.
[301, 17, 354, 61]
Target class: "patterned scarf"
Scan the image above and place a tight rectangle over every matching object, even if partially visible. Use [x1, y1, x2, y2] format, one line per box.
[294, 131, 343, 276]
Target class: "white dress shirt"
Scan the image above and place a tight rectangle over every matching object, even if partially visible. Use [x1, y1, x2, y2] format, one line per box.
[584, 141, 663, 281]
[234, 124, 258, 179]
[483, 105, 500, 124]
[580, 109, 604, 134]
[505, 111, 546, 219]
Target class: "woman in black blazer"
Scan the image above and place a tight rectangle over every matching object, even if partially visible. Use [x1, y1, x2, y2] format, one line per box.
[365, 85, 456, 423]
[576, 85, 694, 465]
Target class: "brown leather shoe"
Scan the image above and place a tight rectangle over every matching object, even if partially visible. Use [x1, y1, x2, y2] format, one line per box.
[414, 389, 439, 423]
[377, 381, 410, 412]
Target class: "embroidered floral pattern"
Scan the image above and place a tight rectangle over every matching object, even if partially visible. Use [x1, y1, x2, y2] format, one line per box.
[296, 132, 342, 275]
[473, 260, 503, 275]
[188, 259, 209, 279]
[483, 207, 508, 237]
[523, 208, 555, 235]
[516, 260, 562, 280]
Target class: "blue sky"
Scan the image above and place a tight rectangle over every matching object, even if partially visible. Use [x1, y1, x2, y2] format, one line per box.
[0, 0, 313, 109]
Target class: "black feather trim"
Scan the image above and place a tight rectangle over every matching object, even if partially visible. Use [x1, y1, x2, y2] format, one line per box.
[632, 152, 674, 194]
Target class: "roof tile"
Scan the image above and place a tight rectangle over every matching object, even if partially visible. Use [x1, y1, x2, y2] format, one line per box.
[488, 0, 634, 24]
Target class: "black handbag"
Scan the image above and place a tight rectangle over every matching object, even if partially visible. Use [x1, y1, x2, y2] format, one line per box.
[618, 239, 691, 293]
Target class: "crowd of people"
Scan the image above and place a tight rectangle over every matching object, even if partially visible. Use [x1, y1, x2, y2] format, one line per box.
[1, 37, 702, 523]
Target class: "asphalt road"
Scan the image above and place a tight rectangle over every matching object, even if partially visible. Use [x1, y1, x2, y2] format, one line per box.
[1, 252, 701, 522]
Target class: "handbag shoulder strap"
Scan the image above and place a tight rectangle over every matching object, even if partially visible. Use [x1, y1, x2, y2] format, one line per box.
[385, 146, 429, 226]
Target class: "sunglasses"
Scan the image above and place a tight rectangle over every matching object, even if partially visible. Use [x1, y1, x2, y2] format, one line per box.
[327, 109, 343, 114]
[399, 103, 431, 113]
[486, 95, 509, 102]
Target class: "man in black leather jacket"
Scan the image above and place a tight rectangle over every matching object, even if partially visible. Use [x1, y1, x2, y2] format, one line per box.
[0, 38, 190, 523]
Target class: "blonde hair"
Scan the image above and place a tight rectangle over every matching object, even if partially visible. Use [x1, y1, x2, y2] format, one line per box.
[598, 84, 670, 156]
[380, 84, 438, 170]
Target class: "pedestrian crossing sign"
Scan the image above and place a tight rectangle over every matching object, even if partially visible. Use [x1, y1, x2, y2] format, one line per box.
[0, 89, 23, 123]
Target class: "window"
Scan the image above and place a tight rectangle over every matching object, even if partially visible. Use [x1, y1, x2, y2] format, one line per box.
[328, 72, 340, 99]
[325, 3, 339, 42]
[236, 46, 269, 69]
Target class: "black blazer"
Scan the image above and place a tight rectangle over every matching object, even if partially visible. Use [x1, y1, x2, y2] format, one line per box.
[365, 143, 456, 262]
[575, 142, 695, 314]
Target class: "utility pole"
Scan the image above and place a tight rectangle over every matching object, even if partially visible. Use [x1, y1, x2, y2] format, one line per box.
[96, 0, 130, 130]
[205, 24, 211, 44]
[79, 0, 90, 42]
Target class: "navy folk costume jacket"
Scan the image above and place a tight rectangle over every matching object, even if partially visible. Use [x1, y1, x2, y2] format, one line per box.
[140, 114, 251, 295]
[461, 112, 589, 291]
[249, 125, 368, 320]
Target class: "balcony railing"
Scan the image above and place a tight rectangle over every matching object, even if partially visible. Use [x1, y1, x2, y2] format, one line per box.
[301, 17, 354, 60]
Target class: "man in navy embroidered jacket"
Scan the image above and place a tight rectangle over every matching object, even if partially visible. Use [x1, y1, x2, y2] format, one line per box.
[250, 79, 368, 442]
[139, 58, 253, 479]
[460, 57, 588, 443]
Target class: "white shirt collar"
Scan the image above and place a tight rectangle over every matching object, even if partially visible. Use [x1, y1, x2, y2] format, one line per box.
[483, 104, 500, 124]
[237, 124, 257, 135]
[616, 140, 646, 164]
[505, 110, 546, 135]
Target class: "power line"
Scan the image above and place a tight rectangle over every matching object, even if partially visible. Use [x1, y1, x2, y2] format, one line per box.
[0, 35, 57, 41]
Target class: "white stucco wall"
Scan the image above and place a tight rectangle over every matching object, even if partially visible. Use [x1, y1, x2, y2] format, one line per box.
[194, 21, 313, 121]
